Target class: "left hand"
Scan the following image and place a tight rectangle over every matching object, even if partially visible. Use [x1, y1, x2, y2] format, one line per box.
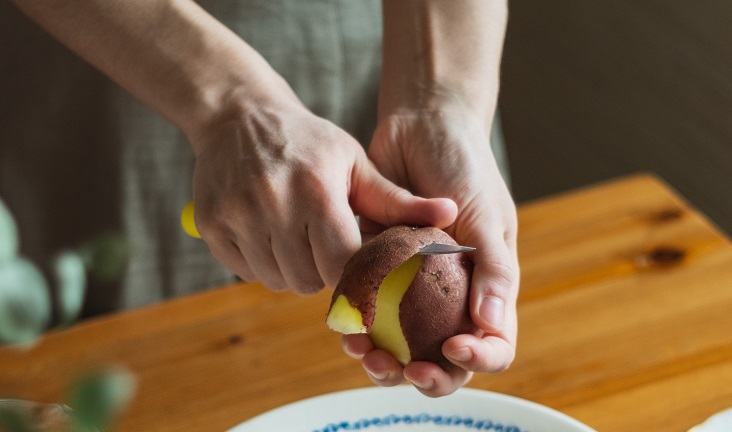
[343, 101, 519, 397]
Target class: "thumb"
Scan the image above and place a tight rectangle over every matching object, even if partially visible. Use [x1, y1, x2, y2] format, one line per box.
[350, 158, 457, 229]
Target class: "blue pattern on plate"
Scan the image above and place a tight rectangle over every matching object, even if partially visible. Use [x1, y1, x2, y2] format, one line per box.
[313, 413, 526, 432]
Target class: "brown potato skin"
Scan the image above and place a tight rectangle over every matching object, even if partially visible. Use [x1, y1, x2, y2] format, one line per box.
[329, 226, 441, 328]
[330, 225, 478, 370]
[400, 252, 477, 369]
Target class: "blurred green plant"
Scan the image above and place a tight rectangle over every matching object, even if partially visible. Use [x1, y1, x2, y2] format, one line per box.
[0, 368, 135, 432]
[0, 197, 130, 342]
[69, 369, 136, 432]
[0, 197, 135, 431]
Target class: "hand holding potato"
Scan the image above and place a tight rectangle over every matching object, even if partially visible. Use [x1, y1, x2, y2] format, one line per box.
[190, 92, 458, 295]
[344, 103, 519, 397]
[342, 0, 513, 397]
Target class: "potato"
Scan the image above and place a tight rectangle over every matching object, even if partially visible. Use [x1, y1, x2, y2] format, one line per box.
[326, 225, 477, 369]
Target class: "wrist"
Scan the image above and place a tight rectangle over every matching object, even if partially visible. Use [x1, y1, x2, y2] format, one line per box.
[186, 65, 302, 153]
[167, 25, 302, 150]
[378, 84, 495, 124]
[378, 0, 507, 123]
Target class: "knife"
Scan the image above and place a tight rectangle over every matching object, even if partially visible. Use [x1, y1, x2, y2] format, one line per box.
[181, 202, 475, 255]
[418, 242, 475, 255]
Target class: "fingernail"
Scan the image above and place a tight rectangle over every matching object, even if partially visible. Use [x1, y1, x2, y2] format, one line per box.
[480, 296, 505, 330]
[447, 347, 474, 363]
[367, 370, 388, 381]
[343, 346, 361, 359]
[341, 339, 359, 359]
[409, 377, 434, 390]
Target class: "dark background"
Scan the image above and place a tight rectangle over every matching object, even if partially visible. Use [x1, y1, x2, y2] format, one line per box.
[499, 1, 731, 235]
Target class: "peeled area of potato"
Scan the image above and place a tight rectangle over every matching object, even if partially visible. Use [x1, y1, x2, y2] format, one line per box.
[326, 226, 477, 369]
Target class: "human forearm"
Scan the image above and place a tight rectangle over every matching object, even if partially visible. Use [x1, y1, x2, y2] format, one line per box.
[10, 0, 296, 150]
[379, 0, 507, 122]
[365, 1, 516, 397]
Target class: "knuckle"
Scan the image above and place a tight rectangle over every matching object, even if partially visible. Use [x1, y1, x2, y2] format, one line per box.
[485, 260, 518, 295]
[193, 209, 222, 238]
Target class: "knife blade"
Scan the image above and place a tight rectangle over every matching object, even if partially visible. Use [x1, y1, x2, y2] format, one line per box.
[417, 242, 475, 255]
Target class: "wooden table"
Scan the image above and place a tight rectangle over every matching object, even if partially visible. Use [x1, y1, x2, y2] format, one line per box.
[2, 174, 731, 431]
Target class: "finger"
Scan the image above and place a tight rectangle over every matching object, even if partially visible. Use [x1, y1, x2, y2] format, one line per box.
[359, 230, 378, 244]
[236, 231, 288, 291]
[442, 333, 516, 373]
[271, 229, 325, 295]
[350, 159, 458, 229]
[358, 216, 384, 244]
[203, 233, 256, 282]
[403, 362, 473, 398]
[469, 238, 519, 333]
[358, 216, 386, 239]
[341, 334, 373, 359]
[361, 349, 405, 387]
[309, 200, 362, 289]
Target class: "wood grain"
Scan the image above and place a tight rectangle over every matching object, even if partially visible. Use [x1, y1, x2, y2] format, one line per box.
[1, 174, 731, 431]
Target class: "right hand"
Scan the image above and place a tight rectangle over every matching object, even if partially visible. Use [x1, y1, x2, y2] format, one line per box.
[189, 95, 457, 295]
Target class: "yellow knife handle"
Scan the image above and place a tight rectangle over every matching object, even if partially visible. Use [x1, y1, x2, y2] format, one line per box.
[181, 201, 201, 238]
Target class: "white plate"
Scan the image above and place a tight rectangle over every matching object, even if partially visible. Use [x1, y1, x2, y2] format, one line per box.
[689, 408, 732, 432]
[228, 386, 596, 432]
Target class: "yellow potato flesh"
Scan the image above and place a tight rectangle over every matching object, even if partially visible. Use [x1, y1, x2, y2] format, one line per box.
[369, 254, 424, 365]
[326, 294, 366, 334]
